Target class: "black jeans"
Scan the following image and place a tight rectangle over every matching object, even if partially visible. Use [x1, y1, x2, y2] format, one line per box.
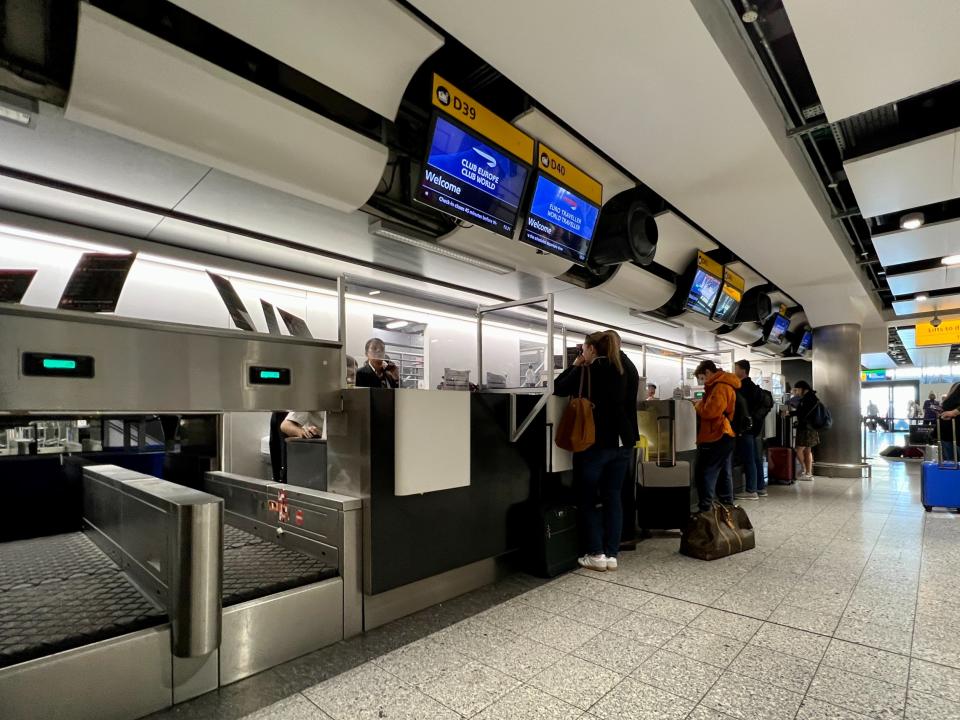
[573, 446, 632, 557]
[696, 435, 735, 512]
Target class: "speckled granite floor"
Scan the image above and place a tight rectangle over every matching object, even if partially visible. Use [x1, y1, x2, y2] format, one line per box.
[151, 460, 960, 719]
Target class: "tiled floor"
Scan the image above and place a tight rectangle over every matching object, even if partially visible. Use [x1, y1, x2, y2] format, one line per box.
[152, 460, 960, 719]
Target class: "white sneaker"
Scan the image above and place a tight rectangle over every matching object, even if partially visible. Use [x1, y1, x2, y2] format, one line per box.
[578, 554, 608, 572]
[799, 473, 814, 481]
[606, 557, 618, 571]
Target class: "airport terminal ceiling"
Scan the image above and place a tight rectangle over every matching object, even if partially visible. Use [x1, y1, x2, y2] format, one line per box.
[2, 1, 958, 366]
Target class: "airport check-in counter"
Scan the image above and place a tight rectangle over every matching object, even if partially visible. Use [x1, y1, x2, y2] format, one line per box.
[325, 388, 545, 630]
[0, 305, 350, 720]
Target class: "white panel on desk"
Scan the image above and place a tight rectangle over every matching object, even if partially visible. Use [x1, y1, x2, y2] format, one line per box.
[887, 266, 960, 296]
[874, 218, 960, 267]
[394, 390, 470, 496]
[844, 131, 959, 218]
[168, 0, 443, 120]
[783, 0, 960, 121]
[652, 211, 718, 274]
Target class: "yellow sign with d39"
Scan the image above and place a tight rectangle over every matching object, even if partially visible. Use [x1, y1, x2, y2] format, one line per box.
[431, 74, 534, 163]
[915, 319, 960, 346]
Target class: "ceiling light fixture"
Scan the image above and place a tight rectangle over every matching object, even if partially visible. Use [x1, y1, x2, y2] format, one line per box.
[0, 90, 35, 127]
[385, 320, 409, 330]
[369, 220, 515, 275]
[915, 294, 928, 302]
[741, 4, 759, 23]
[900, 212, 925, 230]
[368, 290, 381, 296]
[942, 255, 960, 266]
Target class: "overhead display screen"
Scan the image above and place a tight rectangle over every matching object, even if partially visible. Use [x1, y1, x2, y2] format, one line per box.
[768, 313, 790, 344]
[711, 267, 745, 324]
[798, 329, 813, 355]
[521, 143, 603, 265]
[414, 74, 534, 239]
[685, 252, 723, 317]
[417, 114, 530, 237]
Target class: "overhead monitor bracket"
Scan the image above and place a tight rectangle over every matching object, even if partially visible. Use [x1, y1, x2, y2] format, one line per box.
[477, 293, 556, 443]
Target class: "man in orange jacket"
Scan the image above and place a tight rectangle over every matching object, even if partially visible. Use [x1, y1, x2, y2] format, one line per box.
[693, 360, 741, 512]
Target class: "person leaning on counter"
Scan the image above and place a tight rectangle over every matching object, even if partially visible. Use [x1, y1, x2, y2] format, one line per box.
[355, 337, 400, 389]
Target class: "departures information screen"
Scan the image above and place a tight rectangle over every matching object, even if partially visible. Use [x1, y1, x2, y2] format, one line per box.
[416, 114, 530, 238]
[522, 174, 600, 264]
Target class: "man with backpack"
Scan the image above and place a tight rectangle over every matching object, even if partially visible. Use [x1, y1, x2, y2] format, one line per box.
[732, 360, 772, 500]
[693, 360, 741, 512]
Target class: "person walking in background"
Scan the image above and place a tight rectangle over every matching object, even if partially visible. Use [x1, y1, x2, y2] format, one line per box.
[923, 392, 942, 422]
[554, 331, 637, 572]
[692, 360, 740, 511]
[733, 360, 766, 500]
[524, 363, 537, 387]
[788, 380, 819, 480]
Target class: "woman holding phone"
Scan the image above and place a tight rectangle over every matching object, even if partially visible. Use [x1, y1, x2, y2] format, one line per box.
[554, 331, 637, 571]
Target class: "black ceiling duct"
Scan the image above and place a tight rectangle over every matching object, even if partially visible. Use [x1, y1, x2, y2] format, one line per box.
[737, 286, 773, 324]
[589, 189, 658, 268]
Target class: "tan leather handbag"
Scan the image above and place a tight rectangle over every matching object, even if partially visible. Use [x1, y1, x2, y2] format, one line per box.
[680, 502, 755, 561]
[555, 367, 595, 453]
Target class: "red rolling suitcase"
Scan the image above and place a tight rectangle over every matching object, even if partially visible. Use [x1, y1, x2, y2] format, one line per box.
[767, 417, 795, 485]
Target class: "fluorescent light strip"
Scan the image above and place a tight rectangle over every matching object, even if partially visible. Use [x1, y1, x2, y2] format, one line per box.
[942, 255, 960, 266]
[0, 224, 131, 255]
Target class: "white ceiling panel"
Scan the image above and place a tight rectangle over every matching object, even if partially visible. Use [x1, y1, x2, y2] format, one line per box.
[725, 261, 766, 290]
[652, 211, 718, 274]
[873, 218, 960, 267]
[168, 0, 443, 120]
[67, 5, 388, 213]
[860, 352, 897, 370]
[408, 0, 877, 328]
[844, 131, 960, 218]
[898, 327, 952, 367]
[893, 293, 960, 317]
[513, 108, 635, 204]
[887, 266, 960, 296]
[783, 0, 960, 121]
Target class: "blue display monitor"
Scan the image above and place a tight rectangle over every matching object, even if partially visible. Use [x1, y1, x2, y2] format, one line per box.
[798, 329, 813, 355]
[685, 267, 722, 317]
[768, 313, 790, 344]
[521, 174, 601, 264]
[415, 114, 531, 238]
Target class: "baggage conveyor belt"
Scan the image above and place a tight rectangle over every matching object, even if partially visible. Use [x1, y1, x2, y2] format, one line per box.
[0, 526, 337, 669]
[0, 532, 165, 668]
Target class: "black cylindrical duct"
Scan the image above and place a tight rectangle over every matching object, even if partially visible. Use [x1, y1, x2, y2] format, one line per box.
[736, 286, 773, 324]
[589, 189, 658, 267]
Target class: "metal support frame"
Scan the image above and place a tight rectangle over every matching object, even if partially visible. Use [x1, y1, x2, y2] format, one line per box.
[678, 349, 735, 392]
[337, 275, 347, 388]
[477, 294, 555, 442]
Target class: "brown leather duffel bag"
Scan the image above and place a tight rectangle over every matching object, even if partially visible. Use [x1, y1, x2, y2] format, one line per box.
[680, 502, 755, 561]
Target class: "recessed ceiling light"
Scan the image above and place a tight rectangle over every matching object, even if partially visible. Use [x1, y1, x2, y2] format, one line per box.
[741, 5, 759, 22]
[900, 212, 925, 230]
[368, 290, 381, 296]
[386, 320, 409, 330]
[915, 294, 928, 302]
[942, 255, 960, 266]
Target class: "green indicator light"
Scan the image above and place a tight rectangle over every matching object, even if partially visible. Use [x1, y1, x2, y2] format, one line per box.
[43, 358, 77, 370]
[260, 370, 281, 379]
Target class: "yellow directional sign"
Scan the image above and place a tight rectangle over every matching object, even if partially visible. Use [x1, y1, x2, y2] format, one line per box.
[916, 319, 960, 346]
[431, 74, 534, 163]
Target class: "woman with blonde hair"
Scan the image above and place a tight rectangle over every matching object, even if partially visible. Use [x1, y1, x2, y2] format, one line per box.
[554, 331, 638, 571]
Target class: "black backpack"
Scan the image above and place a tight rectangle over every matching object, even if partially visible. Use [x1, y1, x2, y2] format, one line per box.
[756, 389, 774, 421]
[732, 391, 753, 436]
[808, 400, 833, 430]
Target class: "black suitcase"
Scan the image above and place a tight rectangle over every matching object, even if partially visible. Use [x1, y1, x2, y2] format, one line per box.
[529, 504, 578, 577]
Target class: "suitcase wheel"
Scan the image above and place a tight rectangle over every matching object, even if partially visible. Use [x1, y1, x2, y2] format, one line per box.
[924, 505, 932, 513]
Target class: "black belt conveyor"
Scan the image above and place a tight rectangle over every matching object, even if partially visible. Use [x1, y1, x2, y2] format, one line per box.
[222, 525, 337, 606]
[0, 532, 165, 668]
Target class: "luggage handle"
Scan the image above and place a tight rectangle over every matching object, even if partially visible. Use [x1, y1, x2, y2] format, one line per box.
[936, 418, 959, 470]
[656, 416, 676, 468]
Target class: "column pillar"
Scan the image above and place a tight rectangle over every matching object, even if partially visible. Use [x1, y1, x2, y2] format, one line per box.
[812, 324, 862, 478]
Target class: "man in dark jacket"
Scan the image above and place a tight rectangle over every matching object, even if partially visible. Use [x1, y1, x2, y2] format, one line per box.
[733, 360, 765, 500]
[608, 331, 640, 548]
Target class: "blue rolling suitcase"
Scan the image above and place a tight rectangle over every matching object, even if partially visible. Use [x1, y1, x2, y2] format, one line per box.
[922, 420, 960, 513]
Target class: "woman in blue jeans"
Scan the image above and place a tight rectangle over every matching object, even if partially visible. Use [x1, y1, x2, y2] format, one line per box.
[554, 331, 638, 572]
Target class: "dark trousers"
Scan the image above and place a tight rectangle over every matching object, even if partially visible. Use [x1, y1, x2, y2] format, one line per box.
[754, 435, 766, 491]
[696, 435, 735, 512]
[574, 446, 632, 557]
[737, 434, 759, 493]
